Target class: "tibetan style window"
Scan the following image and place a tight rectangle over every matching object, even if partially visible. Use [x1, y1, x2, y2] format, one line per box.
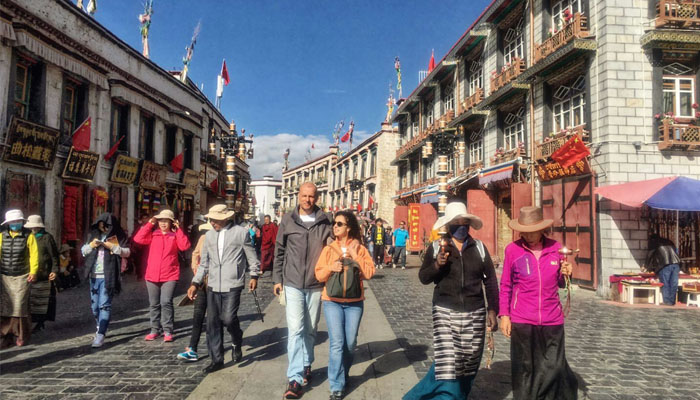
[352, 157, 359, 179]
[503, 107, 526, 151]
[468, 57, 484, 95]
[503, 18, 525, 65]
[422, 157, 434, 181]
[164, 125, 177, 165]
[411, 120, 419, 138]
[370, 147, 377, 175]
[442, 86, 455, 113]
[183, 132, 193, 170]
[425, 102, 434, 127]
[662, 63, 695, 118]
[469, 139, 483, 164]
[552, 0, 582, 30]
[140, 115, 156, 161]
[110, 101, 129, 153]
[552, 75, 586, 132]
[410, 157, 419, 185]
[61, 78, 87, 136]
[361, 153, 367, 179]
[13, 54, 44, 123]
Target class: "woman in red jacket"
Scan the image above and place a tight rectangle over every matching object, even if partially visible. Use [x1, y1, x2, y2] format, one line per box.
[133, 209, 190, 342]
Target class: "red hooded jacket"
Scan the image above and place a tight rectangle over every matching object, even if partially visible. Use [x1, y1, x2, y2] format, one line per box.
[133, 223, 190, 282]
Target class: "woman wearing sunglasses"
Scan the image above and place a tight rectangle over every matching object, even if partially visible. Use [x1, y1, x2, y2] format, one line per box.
[315, 211, 375, 400]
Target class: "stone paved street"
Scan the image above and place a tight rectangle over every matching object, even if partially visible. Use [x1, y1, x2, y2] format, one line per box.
[370, 255, 700, 400]
[0, 270, 275, 400]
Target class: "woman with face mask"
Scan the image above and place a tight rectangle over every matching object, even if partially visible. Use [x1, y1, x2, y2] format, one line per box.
[499, 206, 577, 400]
[404, 202, 499, 400]
[0, 210, 39, 348]
[25, 215, 59, 332]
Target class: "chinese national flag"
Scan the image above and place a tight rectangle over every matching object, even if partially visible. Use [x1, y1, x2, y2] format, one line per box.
[104, 135, 125, 161]
[368, 195, 375, 209]
[428, 50, 436, 72]
[170, 151, 184, 173]
[210, 177, 218, 192]
[221, 60, 230, 86]
[357, 203, 362, 212]
[551, 134, 590, 168]
[72, 117, 91, 151]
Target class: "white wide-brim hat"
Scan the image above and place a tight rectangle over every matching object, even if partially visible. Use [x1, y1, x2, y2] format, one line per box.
[2, 209, 25, 225]
[24, 215, 45, 229]
[433, 202, 483, 231]
[204, 204, 234, 221]
[153, 209, 176, 221]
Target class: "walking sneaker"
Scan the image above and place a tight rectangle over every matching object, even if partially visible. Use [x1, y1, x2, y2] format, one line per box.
[402, 266, 406, 270]
[283, 380, 303, 399]
[177, 348, 199, 362]
[144, 332, 160, 341]
[329, 391, 344, 400]
[163, 333, 174, 342]
[92, 333, 105, 348]
[302, 365, 312, 386]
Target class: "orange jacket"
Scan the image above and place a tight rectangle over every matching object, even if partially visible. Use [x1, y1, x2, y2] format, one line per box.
[315, 239, 375, 302]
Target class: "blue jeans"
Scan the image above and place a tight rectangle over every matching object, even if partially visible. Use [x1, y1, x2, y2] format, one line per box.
[658, 263, 680, 305]
[393, 246, 407, 268]
[90, 278, 112, 335]
[285, 286, 322, 384]
[324, 300, 364, 393]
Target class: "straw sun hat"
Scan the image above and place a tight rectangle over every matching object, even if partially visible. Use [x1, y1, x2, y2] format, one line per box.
[24, 215, 45, 229]
[432, 202, 483, 231]
[204, 204, 234, 221]
[153, 209, 176, 221]
[508, 206, 553, 232]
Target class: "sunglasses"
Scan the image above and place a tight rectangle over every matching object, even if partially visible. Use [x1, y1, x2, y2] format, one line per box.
[333, 221, 347, 227]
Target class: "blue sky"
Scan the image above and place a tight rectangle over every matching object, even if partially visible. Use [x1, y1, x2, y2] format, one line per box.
[93, 0, 491, 177]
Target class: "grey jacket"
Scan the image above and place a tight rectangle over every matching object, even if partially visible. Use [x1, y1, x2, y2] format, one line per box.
[193, 222, 260, 292]
[273, 206, 332, 290]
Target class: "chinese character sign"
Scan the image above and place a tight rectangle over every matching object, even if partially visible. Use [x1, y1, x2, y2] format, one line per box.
[3, 117, 61, 169]
[407, 203, 421, 252]
[110, 155, 140, 185]
[138, 160, 167, 191]
[62, 147, 100, 182]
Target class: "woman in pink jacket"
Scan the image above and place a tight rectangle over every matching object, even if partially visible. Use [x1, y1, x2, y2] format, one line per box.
[133, 209, 190, 342]
[499, 207, 577, 400]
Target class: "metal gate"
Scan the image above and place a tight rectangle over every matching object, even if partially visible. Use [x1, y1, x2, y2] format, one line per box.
[541, 174, 598, 289]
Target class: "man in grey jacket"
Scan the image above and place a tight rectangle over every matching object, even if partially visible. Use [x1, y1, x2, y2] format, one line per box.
[187, 204, 259, 374]
[273, 182, 332, 399]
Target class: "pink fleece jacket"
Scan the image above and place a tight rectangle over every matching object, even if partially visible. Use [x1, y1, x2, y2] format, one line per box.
[133, 223, 190, 283]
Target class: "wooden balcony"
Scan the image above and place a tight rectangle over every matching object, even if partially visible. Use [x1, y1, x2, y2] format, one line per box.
[534, 125, 589, 161]
[658, 119, 700, 150]
[396, 129, 431, 159]
[491, 147, 526, 165]
[460, 88, 484, 115]
[490, 58, 525, 94]
[656, 0, 700, 29]
[534, 13, 589, 64]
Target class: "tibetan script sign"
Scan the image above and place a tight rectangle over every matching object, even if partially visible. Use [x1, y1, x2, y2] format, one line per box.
[536, 158, 590, 182]
[62, 147, 99, 182]
[110, 155, 139, 185]
[3, 117, 61, 169]
[182, 169, 199, 196]
[407, 203, 421, 252]
[138, 160, 167, 191]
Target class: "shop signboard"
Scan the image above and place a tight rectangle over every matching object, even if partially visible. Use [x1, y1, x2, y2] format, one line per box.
[205, 166, 219, 187]
[110, 155, 139, 185]
[407, 203, 421, 252]
[138, 160, 167, 191]
[3, 116, 61, 170]
[62, 147, 100, 182]
[536, 159, 590, 182]
[182, 169, 199, 196]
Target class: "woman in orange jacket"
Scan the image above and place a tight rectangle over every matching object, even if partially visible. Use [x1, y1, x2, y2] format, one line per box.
[315, 210, 375, 400]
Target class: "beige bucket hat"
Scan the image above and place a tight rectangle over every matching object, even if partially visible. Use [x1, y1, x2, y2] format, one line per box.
[433, 202, 483, 231]
[508, 206, 553, 232]
[24, 215, 46, 229]
[204, 204, 234, 221]
[153, 209, 176, 221]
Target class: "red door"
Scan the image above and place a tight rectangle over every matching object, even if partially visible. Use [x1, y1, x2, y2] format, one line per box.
[467, 189, 497, 260]
[541, 175, 598, 289]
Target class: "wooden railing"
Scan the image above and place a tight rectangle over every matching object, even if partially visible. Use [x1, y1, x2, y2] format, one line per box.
[460, 88, 484, 115]
[534, 125, 588, 161]
[658, 119, 700, 150]
[490, 58, 526, 94]
[396, 129, 431, 159]
[491, 147, 526, 165]
[656, 0, 700, 28]
[534, 13, 589, 64]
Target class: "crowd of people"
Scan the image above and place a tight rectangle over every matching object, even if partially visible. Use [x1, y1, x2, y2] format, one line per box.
[0, 180, 583, 400]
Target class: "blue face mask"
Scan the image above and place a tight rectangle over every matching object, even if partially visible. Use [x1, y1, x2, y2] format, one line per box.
[9, 223, 22, 232]
[449, 224, 470, 241]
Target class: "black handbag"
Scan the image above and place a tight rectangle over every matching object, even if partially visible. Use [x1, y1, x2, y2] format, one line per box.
[326, 258, 362, 299]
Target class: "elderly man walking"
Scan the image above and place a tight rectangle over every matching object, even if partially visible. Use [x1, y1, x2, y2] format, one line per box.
[274, 182, 332, 399]
[187, 205, 260, 374]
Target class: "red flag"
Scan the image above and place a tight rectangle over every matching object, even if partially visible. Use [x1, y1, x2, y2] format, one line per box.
[170, 151, 184, 173]
[104, 135, 125, 161]
[368, 195, 375, 209]
[428, 50, 436, 72]
[340, 121, 354, 143]
[72, 117, 91, 151]
[357, 203, 362, 212]
[551, 134, 590, 168]
[221, 60, 230, 86]
[210, 177, 218, 192]
[311, 143, 315, 149]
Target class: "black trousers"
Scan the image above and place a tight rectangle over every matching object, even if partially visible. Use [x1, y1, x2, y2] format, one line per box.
[373, 245, 385, 266]
[511, 323, 578, 400]
[189, 287, 207, 351]
[206, 287, 243, 364]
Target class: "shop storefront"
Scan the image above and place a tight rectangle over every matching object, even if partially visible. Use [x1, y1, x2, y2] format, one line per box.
[136, 160, 167, 219]
[109, 154, 139, 232]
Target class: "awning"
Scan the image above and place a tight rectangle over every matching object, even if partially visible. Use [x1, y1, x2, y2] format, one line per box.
[479, 160, 517, 185]
[595, 176, 700, 211]
[420, 184, 439, 204]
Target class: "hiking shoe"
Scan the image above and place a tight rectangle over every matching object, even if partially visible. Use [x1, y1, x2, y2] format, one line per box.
[92, 333, 105, 348]
[330, 391, 344, 400]
[163, 333, 174, 342]
[302, 365, 312, 386]
[177, 348, 198, 361]
[284, 380, 303, 399]
[144, 333, 160, 341]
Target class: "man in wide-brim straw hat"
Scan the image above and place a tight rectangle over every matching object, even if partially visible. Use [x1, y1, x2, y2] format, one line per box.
[0, 209, 39, 348]
[187, 204, 260, 374]
[498, 206, 577, 400]
[405, 201, 499, 399]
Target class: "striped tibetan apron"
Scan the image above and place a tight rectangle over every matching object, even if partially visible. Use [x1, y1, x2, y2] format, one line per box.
[432, 305, 486, 380]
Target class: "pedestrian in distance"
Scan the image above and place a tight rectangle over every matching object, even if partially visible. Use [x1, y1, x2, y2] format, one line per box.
[177, 221, 212, 362]
[369, 218, 387, 269]
[0, 209, 39, 348]
[273, 182, 332, 399]
[57, 244, 76, 291]
[315, 210, 375, 400]
[187, 204, 260, 374]
[404, 202, 499, 399]
[81, 213, 131, 348]
[133, 209, 190, 343]
[260, 215, 278, 275]
[645, 233, 681, 306]
[499, 206, 577, 400]
[392, 221, 410, 270]
[25, 215, 59, 333]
